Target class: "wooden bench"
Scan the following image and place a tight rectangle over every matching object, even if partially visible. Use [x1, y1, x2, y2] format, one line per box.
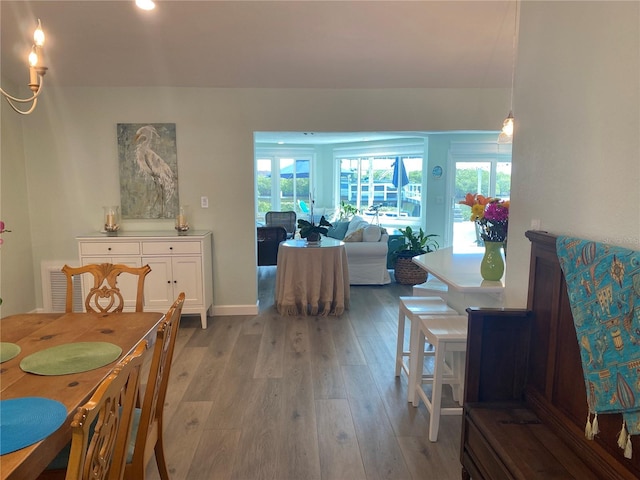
[460, 230, 640, 479]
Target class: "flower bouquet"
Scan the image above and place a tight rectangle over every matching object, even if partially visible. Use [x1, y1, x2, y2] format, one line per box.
[476, 200, 510, 243]
[460, 194, 509, 279]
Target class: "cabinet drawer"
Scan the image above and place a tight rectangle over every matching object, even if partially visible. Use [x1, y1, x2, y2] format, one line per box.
[142, 241, 201, 255]
[80, 242, 140, 256]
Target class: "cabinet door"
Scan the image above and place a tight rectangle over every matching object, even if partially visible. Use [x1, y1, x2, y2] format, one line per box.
[143, 258, 175, 309]
[80, 257, 142, 311]
[172, 257, 203, 305]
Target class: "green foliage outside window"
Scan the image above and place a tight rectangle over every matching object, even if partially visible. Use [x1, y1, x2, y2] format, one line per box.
[454, 169, 511, 200]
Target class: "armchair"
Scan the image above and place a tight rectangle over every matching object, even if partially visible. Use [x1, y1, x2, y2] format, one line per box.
[265, 210, 296, 238]
[257, 226, 288, 266]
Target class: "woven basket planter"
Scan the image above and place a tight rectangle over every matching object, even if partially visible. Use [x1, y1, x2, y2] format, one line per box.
[394, 256, 428, 285]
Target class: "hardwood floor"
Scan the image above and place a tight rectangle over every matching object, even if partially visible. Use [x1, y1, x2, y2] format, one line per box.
[144, 266, 463, 480]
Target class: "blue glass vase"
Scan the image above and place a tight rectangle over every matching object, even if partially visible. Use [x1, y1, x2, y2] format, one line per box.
[480, 241, 505, 281]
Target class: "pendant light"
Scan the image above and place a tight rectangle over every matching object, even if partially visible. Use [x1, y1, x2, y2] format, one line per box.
[498, 0, 519, 144]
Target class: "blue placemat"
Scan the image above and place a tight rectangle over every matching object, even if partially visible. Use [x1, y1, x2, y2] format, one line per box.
[0, 397, 67, 455]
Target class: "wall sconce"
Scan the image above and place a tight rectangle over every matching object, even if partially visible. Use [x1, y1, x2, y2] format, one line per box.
[0, 19, 48, 115]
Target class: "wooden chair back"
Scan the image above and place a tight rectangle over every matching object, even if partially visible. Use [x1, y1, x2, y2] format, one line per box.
[63, 264, 151, 313]
[123, 292, 185, 480]
[64, 342, 147, 480]
[265, 210, 297, 238]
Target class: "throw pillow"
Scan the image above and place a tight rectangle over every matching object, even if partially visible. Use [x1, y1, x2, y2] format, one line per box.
[362, 225, 381, 242]
[344, 228, 364, 242]
[344, 215, 368, 238]
[326, 221, 350, 240]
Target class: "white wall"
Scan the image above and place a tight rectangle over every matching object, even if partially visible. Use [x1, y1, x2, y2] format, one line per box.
[504, 0, 640, 306]
[0, 77, 36, 317]
[13, 87, 507, 313]
[3, 0, 637, 315]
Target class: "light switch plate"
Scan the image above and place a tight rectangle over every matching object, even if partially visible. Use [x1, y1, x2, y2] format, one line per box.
[201, 196, 209, 208]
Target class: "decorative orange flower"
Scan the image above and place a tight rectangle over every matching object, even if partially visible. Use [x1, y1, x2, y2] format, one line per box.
[458, 193, 494, 221]
[459, 193, 477, 208]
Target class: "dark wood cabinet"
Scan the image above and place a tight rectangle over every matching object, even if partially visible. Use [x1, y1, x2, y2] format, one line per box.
[460, 231, 640, 479]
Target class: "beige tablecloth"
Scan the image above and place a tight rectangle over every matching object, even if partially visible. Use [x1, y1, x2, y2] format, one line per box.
[275, 239, 350, 316]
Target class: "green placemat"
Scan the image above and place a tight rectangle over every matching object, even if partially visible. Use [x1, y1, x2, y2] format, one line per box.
[20, 342, 122, 376]
[0, 342, 21, 363]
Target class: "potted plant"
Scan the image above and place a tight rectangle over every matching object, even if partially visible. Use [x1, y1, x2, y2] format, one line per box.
[390, 226, 439, 284]
[297, 216, 332, 243]
[338, 200, 359, 220]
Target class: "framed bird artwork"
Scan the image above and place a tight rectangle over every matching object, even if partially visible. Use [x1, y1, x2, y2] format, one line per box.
[117, 123, 179, 219]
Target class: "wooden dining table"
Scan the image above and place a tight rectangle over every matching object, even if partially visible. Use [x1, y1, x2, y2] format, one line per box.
[0, 310, 165, 480]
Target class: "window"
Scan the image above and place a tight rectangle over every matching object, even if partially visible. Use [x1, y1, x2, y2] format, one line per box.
[256, 149, 312, 222]
[335, 142, 424, 229]
[448, 143, 511, 251]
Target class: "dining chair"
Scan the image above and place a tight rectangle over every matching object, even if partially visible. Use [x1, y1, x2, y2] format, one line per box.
[123, 292, 185, 480]
[265, 210, 296, 238]
[62, 263, 152, 313]
[38, 341, 148, 480]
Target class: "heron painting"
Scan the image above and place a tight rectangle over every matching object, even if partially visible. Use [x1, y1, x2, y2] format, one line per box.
[117, 123, 179, 219]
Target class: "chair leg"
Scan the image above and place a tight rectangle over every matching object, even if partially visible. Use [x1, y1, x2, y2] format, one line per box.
[155, 438, 170, 480]
[395, 306, 406, 376]
[411, 328, 426, 407]
[429, 340, 445, 442]
[407, 314, 422, 405]
[452, 351, 465, 405]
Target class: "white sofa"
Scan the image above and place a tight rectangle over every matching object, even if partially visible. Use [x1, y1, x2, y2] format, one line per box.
[326, 216, 391, 285]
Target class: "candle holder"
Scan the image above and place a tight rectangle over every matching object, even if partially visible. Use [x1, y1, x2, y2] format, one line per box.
[103, 206, 120, 235]
[175, 205, 190, 235]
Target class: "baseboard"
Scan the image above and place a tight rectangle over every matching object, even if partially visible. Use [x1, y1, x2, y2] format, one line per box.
[210, 302, 259, 316]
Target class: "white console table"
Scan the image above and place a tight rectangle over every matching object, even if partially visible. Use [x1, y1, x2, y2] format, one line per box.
[76, 230, 213, 328]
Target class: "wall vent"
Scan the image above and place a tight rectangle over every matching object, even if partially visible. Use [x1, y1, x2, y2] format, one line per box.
[41, 261, 83, 312]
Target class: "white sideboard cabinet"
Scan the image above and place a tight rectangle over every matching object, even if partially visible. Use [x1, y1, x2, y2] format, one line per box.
[76, 230, 213, 328]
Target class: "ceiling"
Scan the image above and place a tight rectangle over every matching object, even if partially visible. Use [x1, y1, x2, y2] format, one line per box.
[1, 0, 517, 89]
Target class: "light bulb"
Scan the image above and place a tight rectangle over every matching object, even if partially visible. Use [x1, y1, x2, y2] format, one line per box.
[136, 0, 156, 10]
[502, 118, 514, 137]
[28, 46, 38, 67]
[501, 112, 514, 136]
[497, 112, 514, 144]
[34, 19, 45, 46]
